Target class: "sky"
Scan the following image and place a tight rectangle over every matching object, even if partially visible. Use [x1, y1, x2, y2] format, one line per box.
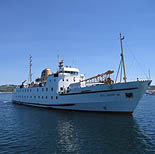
[0, 0, 155, 85]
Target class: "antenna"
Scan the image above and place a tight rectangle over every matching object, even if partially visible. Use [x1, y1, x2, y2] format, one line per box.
[57, 54, 60, 64]
[29, 55, 32, 83]
[149, 69, 151, 79]
[115, 33, 127, 83]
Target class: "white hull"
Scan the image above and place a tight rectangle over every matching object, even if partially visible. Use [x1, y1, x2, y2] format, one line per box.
[12, 80, 151, 113]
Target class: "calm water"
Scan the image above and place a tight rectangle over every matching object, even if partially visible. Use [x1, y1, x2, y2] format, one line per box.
[0, 93, 155, 154]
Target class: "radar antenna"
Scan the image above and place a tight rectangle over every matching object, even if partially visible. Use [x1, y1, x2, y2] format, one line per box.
[59, 60, 64, 69]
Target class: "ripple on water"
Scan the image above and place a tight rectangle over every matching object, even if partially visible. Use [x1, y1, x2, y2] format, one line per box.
[0, 94, 155, 154]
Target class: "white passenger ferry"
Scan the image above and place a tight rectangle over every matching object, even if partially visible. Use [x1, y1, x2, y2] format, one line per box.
[12, 34, 151, 113]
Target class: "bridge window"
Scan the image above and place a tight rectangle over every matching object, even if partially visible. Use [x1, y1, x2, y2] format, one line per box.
[60, 71, 78, 75]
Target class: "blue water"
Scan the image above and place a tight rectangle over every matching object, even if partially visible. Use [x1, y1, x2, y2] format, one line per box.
[0, 93, 155, 154]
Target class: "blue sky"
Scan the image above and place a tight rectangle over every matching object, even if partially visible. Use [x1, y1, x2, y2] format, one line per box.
[0, 0, 155, 85]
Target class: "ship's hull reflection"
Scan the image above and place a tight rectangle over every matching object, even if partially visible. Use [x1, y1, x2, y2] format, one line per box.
[54, 111, 147, 153]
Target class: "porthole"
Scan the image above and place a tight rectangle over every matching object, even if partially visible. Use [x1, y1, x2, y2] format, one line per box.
[60, 87, 63, 91]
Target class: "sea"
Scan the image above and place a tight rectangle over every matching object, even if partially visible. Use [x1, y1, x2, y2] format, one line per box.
[0, 93, 155, 154]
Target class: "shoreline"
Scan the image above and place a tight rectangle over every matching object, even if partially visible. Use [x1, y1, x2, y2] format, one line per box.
[0, 92, 13, 94]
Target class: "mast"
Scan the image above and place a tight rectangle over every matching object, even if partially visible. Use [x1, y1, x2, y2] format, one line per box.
[29, 55, 32, 83]
[120, 33, 127, 82]
[115, 33, 127, 83]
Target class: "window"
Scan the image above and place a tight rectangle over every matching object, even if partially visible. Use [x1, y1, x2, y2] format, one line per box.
[66, 79, 68, 81]
[34, 96, 36, 98]
[37, 88, 39, 92]
[56, 96, 58, 99]
[42, 96, 44, 99]
[51, 96, 53, 99]
[42, 88, 44, 92]
[38, 96, 40, 99]
[46, 88, 48, 91]
[54, 73, 58, 77]
[51, 88, 53, 91]
[60, 87, 63, 91]
[46, 96, 47, 99]
[64, 71, 78, 75]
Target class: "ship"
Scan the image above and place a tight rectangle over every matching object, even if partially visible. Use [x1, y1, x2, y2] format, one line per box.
[12, 34, 151, 113]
